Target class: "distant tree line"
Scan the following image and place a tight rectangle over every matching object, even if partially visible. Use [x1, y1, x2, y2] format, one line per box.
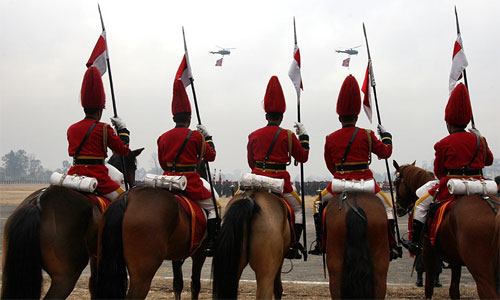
[0, 149, 70, 183]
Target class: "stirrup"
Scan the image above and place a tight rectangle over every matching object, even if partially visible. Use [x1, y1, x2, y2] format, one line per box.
[400, 238, 421, 255]
[390, 245, 402, 261]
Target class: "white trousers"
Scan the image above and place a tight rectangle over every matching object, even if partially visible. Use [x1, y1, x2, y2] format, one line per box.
[413, 192, 432, 223]
[283, 189, 303, 225]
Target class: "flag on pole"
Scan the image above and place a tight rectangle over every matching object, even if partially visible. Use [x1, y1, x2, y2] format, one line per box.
[86, 31, 107, 75]
[342, 57, 350, 68]
[362, 60, 373, 123]
[449, 33, 468, 94]
[288, 45, 303, 100]
[215, 57, 223, 67]
[175, 54, 193, 87]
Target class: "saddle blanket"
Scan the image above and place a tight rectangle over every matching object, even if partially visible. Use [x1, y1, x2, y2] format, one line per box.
[174, 194, 207, 254]
[279, 196, 296, 243]
[426, 200, 455, 246]
[85, 194, 111, 213]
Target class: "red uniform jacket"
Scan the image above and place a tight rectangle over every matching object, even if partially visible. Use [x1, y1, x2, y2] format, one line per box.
[157, 126, 216, 200]
[429, 130, 493, 201]
[324, 125, 392, 194]
[67, 118, 129, 194]
[247, 124, 309, 193]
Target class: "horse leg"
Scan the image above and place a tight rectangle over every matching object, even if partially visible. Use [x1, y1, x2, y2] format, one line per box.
[190, 249, 207, 300]
[44, 271, 84, 300]
[449, 265, 461, 300]
[467, 262, 499, 299]
[273, 262, 284, 300]
[126, 257, 163, 300]
[172, 260, 184, 300]
[422, 242, 436, 299]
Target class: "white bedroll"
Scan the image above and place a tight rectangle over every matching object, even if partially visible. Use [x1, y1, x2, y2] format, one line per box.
[49, 172, 98, 193]
[416, 179, 439, 198]
[240, 173, 284, 194]
[330, 178, 376, 193]
[144, 173, 188, 191]
[447, 178, 498, 195]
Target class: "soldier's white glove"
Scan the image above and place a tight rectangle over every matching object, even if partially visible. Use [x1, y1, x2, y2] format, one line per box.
[110, 116, 126, 130]
[467, 127, 481, 136]
[196, 124, 210, 138]
[294, 122, 308, 136]
[377, 124, 388, 136]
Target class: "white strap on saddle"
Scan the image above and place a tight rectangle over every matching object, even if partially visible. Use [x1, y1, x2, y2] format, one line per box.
[447, 178, 498, 195]
[144, 173, 187, 191]
[240, 173, 284, 194]
[49, 172, 97, 193]
[330, 178, 376, 193]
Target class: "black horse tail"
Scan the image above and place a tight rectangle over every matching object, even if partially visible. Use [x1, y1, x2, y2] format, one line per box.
[341, 206, 376, 299]
[93, 197, 128, 299]
[213, 195, 261, 300]
[1, 204, 42, 299]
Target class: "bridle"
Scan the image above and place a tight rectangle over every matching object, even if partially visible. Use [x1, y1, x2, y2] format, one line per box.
[394, 168, 418, 216]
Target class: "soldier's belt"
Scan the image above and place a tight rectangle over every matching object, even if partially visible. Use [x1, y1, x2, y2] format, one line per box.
[446, 168, 482, 176]
[335, 163, 369, 172]
[73, 158, 105, 165]
[163, 165, 197, 173]
[255, 162, 287, 171]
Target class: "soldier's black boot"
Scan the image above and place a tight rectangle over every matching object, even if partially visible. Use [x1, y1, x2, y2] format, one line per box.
[204, 218, 219, 257]
[416, 272, 424, 287]
[403, 220, 424, 255]
[308, 213, 323, 255]
[285, 224, 304, 259]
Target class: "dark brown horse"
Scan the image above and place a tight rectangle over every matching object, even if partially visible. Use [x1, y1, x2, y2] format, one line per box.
[92, 186, 210, 299]
[213, 190, 291, 300]
[324, 191, 389, 299]
[1, 149, 142, 299]
[393, 160, 500, 299]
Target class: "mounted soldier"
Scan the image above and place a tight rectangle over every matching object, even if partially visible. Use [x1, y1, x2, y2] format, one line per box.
[247, 75, 309, 259]
[157, 79, 218, 256]
[404, 83, 494, 255]
[67, 66, 130, 201]
[309, 75, 399, 260]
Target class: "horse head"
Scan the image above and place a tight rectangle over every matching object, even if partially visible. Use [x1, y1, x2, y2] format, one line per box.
[393, 160, 419, 217]
[108, 148, 144, 186]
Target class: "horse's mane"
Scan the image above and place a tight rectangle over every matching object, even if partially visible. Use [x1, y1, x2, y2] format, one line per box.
[401, 164, 435, 192]
[107, 152, 136, 173]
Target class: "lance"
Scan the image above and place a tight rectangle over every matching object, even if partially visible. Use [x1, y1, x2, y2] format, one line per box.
[182, 26, 220, 221]
[292, 17, 307, 261]
[98, 4, 130, 190]
[454, 6, 475, 128]
[362, 23, 402, 257]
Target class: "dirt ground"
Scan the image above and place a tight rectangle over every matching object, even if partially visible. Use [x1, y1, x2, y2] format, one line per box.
[60, 276, 479, 299]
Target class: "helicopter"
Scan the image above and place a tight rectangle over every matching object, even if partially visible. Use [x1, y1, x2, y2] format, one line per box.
[335, 45, 361, 56]
[209, 46, 236, 56]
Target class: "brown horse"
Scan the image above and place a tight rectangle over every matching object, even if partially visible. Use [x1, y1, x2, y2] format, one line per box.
[92, 185, 211, 299]
[212, 190, 291, 300]
[393, 160, 500, 299]
[1, 149, 142, 299]
[324, 191, 389, 299]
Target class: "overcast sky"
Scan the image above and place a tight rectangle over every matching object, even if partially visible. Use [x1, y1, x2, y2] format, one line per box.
[1, 0, 499, 181]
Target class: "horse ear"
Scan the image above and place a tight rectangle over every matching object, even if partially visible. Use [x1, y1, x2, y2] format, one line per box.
[133, 148, 145, 157]
[393, 160, 400, 171]
[411, 160, 416, 166]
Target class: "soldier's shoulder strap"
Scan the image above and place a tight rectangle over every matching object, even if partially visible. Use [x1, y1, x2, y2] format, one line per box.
[74, 120, 99, 158]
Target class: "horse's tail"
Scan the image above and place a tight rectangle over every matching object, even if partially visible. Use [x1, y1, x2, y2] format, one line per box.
[213, 195, 261, 300]
[93, 197, 128, 299]
[1, 203, 42, 299]
[341, 206, 376, 299]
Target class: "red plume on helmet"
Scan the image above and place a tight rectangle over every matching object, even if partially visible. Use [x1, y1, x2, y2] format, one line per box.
[445, 83, 472, 127]
[171, 79, 191, 115]
[264, 76, 286, 113]
[81, 67, 105, 109]
[336, 75, 361, 116]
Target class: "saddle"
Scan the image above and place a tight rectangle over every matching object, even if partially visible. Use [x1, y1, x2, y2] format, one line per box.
[426, 200, 455, 246]
[85, 193, 111, 212]
[278, 195, 296, 243]
[173, 194, 207, 254]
